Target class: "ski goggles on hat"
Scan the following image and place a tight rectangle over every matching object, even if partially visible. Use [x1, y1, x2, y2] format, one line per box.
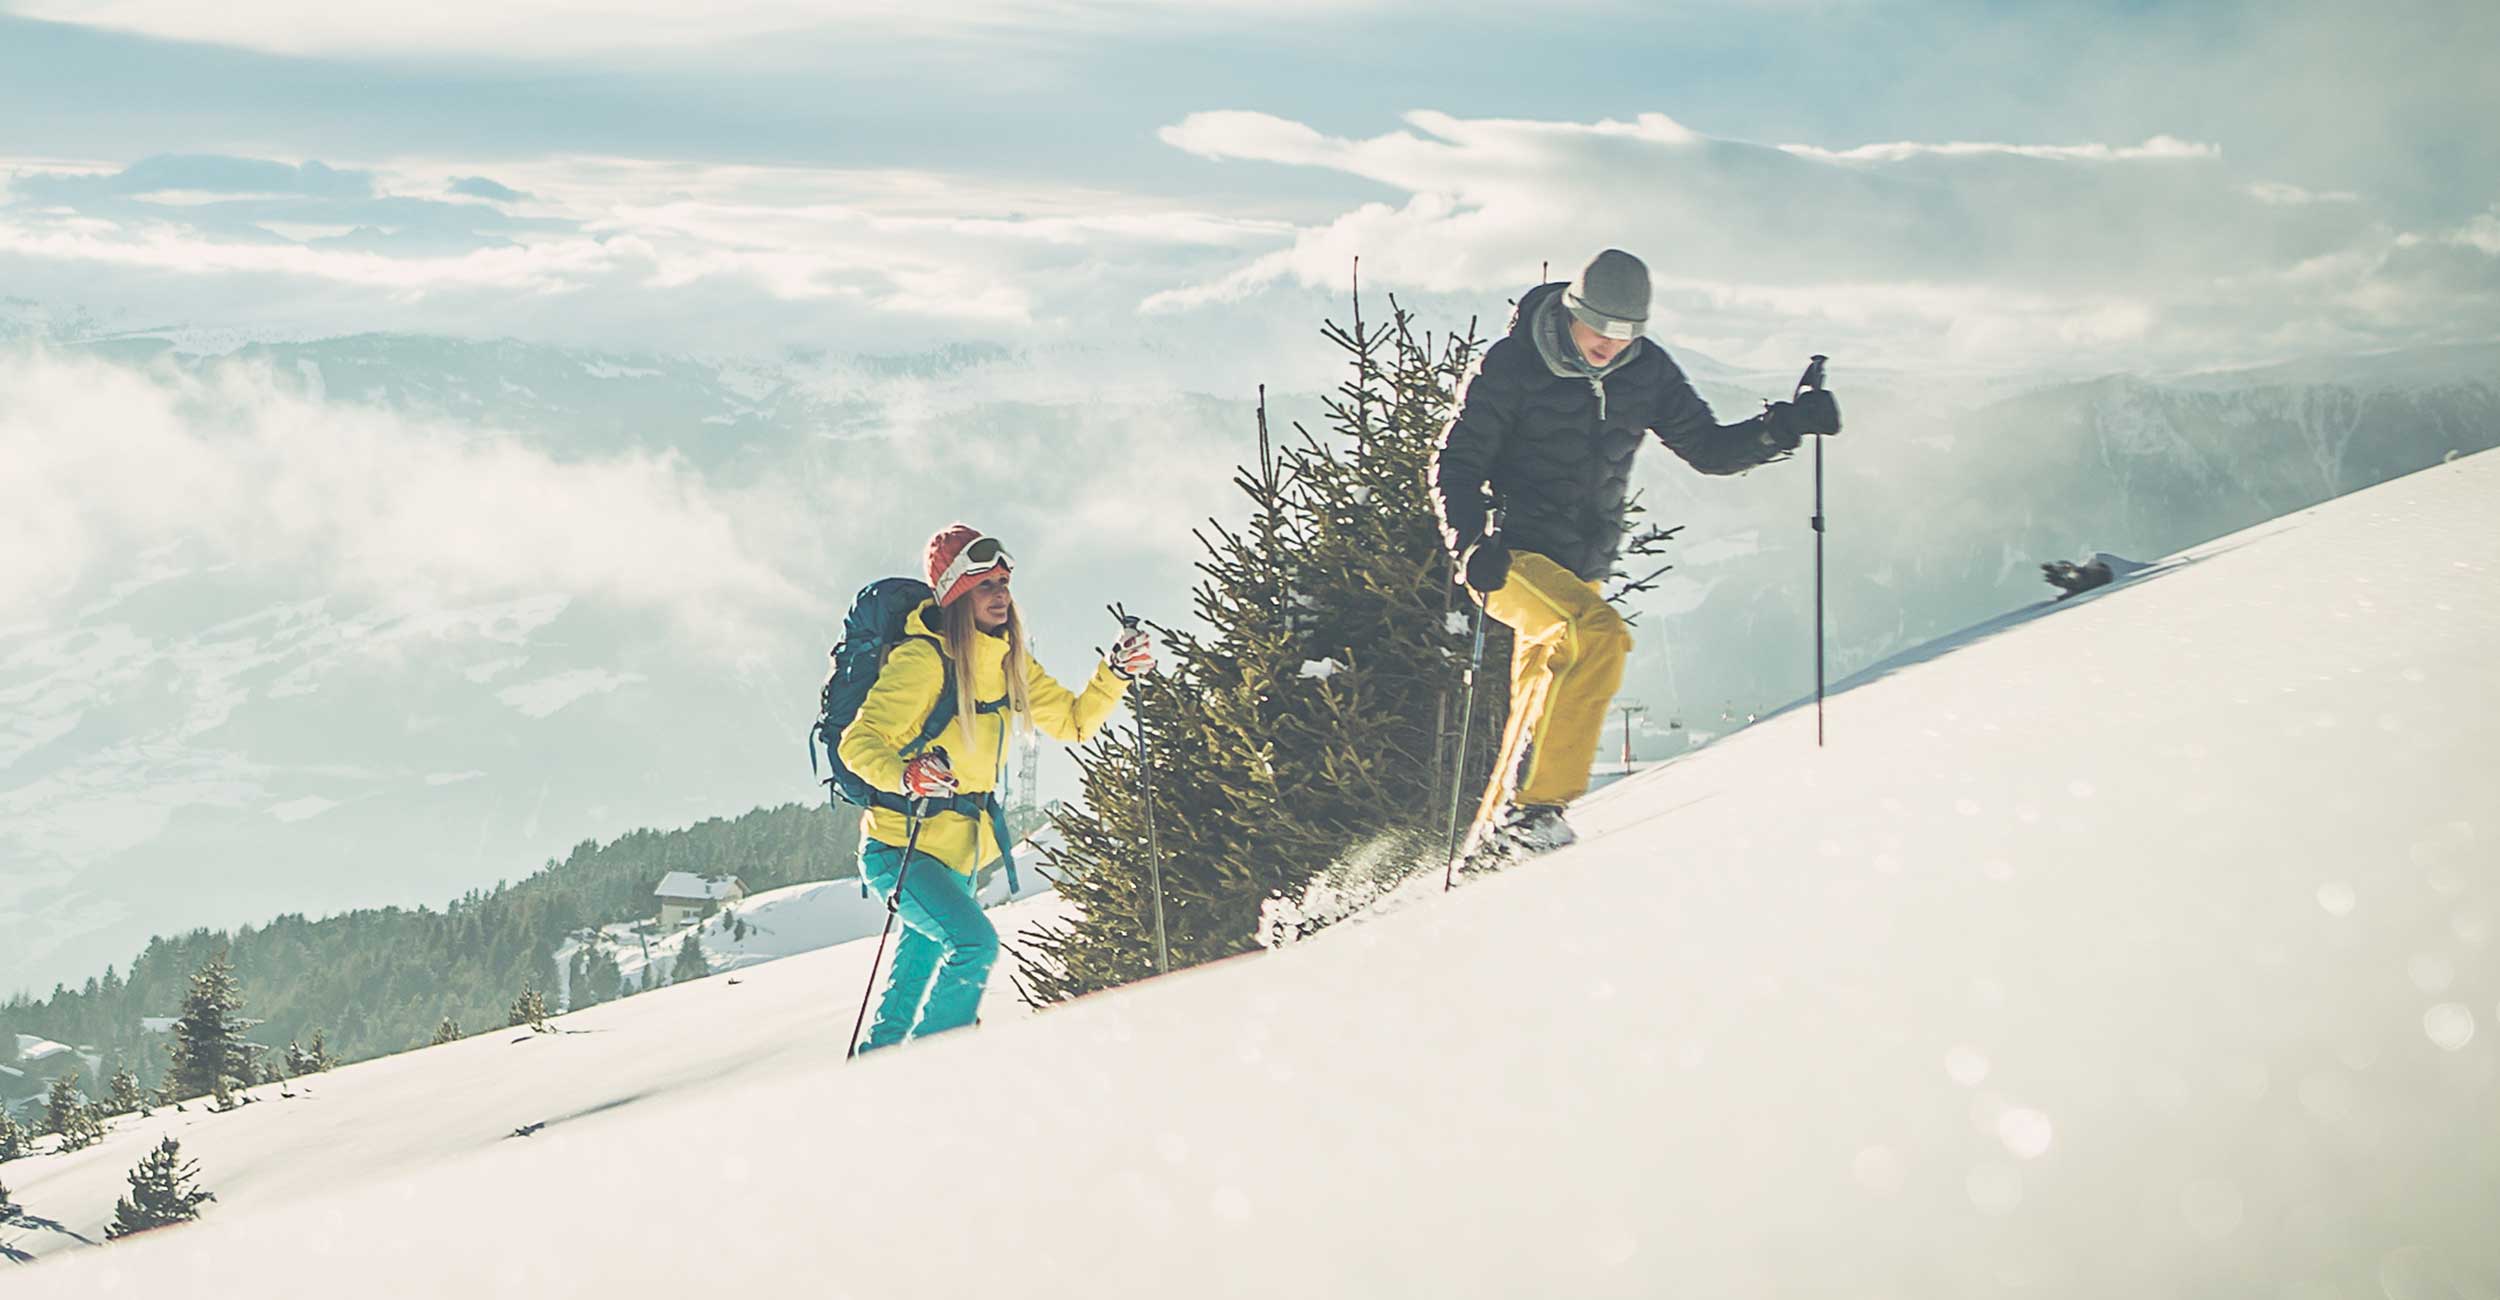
[1565, 290, 1645, 341]
[937, 534, 1014, 597]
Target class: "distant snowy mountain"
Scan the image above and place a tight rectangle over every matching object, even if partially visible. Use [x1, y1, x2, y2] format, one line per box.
[3, 449, 2490, 1295]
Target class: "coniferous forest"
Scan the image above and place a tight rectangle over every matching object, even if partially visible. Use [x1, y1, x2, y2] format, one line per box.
[2, 801, 859, 1104]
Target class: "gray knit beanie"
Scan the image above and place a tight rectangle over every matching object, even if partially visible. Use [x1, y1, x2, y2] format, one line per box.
[1563, 248, 1650, 340]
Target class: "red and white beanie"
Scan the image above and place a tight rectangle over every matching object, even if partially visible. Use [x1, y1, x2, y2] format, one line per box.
[925, 523, 1012, 607]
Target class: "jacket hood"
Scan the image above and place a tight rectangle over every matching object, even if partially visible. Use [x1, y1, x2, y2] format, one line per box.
[1511, 282, 1566, 342]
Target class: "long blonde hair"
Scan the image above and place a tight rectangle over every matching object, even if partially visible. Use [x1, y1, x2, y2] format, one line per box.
[940, 595, 1033, 738]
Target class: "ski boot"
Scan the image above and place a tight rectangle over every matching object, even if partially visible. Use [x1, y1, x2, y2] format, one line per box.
[1457, 803, 1577, 875]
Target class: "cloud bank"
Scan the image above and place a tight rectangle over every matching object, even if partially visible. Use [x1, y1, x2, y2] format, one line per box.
[0, 152, 1294, 356]
[0, 346, 810, 651]
[1150, 110, 2500, 371]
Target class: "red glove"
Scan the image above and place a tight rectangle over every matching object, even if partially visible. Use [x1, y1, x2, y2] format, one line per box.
[900, 751, 957, 799]
[1109, 626, 1154, 679]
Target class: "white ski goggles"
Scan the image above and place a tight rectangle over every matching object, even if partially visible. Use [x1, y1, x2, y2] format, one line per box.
[936, 534, 1015, 597]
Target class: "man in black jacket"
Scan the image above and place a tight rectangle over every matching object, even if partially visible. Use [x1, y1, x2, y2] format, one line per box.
[1433, 248, 1839, 863]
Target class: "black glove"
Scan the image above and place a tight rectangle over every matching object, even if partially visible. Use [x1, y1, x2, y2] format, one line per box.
[1461, 539, 1512, 594]
[1761, 391, 1842, 451]
[1795, 388, 1841, 436]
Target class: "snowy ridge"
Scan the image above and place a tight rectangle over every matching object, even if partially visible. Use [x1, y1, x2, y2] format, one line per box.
[6, 453, 2497, 1296]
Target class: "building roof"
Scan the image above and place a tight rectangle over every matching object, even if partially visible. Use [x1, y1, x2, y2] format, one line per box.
[653, 872, 744, 902]
[14, 1033, 74, 1063]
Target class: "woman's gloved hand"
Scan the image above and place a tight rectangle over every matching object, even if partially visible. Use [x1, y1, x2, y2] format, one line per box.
[1108, 625, 1155, 679]
[901, 750, 958, 799]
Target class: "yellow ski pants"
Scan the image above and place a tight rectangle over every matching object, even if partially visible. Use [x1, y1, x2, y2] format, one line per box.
[1472, 549, 1634, 823]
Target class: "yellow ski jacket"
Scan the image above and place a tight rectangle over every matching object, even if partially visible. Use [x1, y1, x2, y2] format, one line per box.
[838, 601, 1130, 876]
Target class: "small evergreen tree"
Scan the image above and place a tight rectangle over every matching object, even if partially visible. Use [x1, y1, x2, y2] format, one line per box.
[43, 1073, 83, 1138]
[430, 1018, 462, 1046]
[44, 1074, 106, 1153]
[671, 936, 710, 984]
[106, 1066, 144, 1117]
[167, 948, 248, 1102]
[1018, 289, 1498, 1000]
[104, 1137, 214, 1239]
[0, 1111, 30, 1162]
[281, 1031, 331, 1078]
[586, 948, 623, 1005]
[306, 1030, 332, 1072]
[0, 1177, 19, 1224]
[508, 986, 550, 1031]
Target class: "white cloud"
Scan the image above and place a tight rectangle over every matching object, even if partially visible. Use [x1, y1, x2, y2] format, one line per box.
[1147, 109, 2500, 371]
[496, 668, 647, 719]
[0, 154, 1293, 353]
[1776, 135, 2219, 164]
[269, 795, 339, 822]
[0, 347, 809, 649]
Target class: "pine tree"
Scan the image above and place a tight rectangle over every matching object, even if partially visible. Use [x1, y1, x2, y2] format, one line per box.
[671, 935, 710, 984]
[104, 1137, 214, 1239]
[1017, 288, 1499, 1001]
[107, 1067, 144, 1116]
[0, 1177, 18, 1224]
[430, 1018, 462, 1046]
[508, 986, 549, 1031]
[43, 1073, 105, 1153]
[43, 1073, 84, 1138]
[586, 949, 623, 1005]
[280, 1030, 332, 1078]
[167, 948, 248, 1103]
[0, 1110, 30, 1162]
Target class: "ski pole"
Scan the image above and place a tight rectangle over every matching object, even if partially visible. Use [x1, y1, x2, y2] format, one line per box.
[1795, 355, 1829, 748]
[1441, 601, 1490, 892]
[848, 760, 941, 1061]
[1112, 605, 1170, 975]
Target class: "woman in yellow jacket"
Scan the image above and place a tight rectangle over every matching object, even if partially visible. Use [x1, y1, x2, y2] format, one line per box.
[840, 524, 1151, 1050]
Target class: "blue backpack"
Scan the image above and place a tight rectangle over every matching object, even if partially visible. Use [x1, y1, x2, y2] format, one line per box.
[810, 577, 1019, 894]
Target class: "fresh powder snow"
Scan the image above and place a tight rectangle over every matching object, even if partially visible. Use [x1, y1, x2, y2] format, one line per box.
[3, 452, 2493, 1297]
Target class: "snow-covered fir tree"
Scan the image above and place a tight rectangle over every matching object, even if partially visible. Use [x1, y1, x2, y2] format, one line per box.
[508, 986, 550, 1031]
[1018, 289, 1505, 1001]
[105, 1065, 144, 1116]
[430, 1017, 462, 1046]
[167, 948, 251, 1103]
[281, 1030, 331, 1077]
[104, 1136, 214, 1240]
[43, 1073, 107, 1151]
[0, 1110, 30, 1161]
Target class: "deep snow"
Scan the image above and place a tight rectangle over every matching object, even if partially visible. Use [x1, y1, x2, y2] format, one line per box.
[5, 452, 2495, 1297]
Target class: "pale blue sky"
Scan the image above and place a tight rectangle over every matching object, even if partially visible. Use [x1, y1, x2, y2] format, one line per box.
[6, 0, 2493, 219]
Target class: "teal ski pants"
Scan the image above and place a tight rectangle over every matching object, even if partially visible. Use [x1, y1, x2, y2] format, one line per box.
[859, 840, 998, 1049]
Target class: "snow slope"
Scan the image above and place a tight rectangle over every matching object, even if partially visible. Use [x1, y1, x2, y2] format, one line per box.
[7, 453, 2497, 1296]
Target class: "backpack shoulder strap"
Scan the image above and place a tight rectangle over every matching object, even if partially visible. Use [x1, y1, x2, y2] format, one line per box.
[898, 633, 955, 761]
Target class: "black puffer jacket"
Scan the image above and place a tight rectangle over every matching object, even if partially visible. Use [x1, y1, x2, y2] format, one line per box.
[1431, 283, 1787, 582]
